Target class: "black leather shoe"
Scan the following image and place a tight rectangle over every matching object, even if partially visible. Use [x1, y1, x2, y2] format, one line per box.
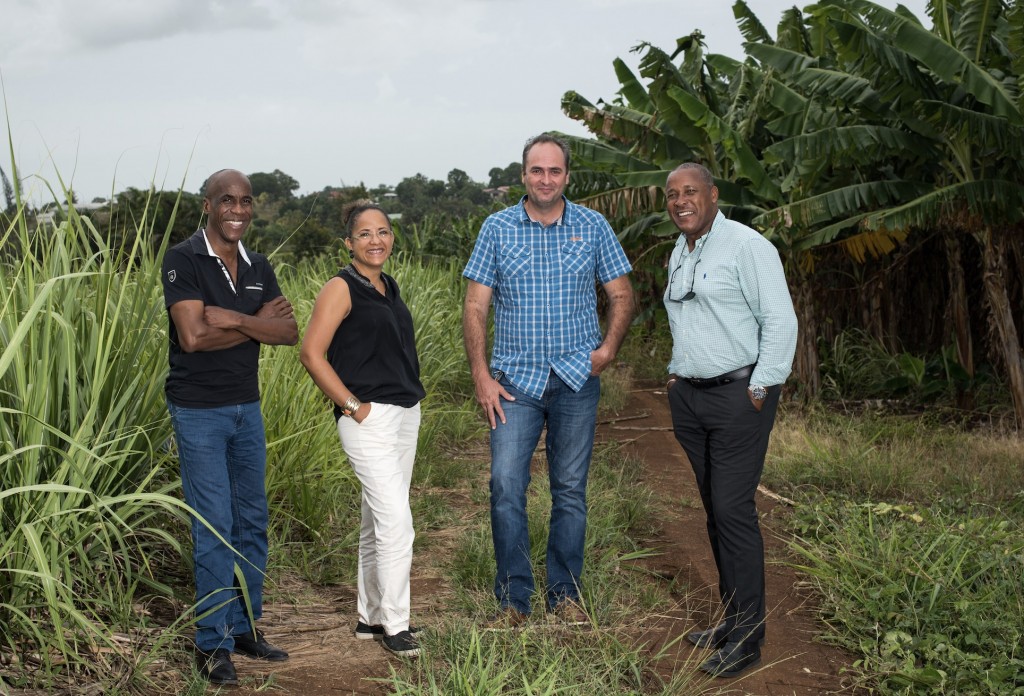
[232, 628, 289, 661]
[195, 647, 238, 685]
[686, 621, 729, 648]
[699, 641, 761, 678]
[687, 622, 765, 649]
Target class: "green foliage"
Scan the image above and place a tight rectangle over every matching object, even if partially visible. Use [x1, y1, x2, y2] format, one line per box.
[247, 169, 300, 201]
[487, 162, 522, 188]
[393, 170, 494, 227]
[389, 623, 699, 695]
[788, 499, 1024, 694]
[0, 163, 14, 213]
[615, 309, 673, 382]
[0, 202, 191, 689]
[770, 403, 1024, 693]
[562, 0, 1024, 426]
[282, 211, 337, 262]
[108, 186, 205, 251]
[392, 446, 707, 696]
[819, 328, 1003, 410]
[396, 212, 485, 264]
[767, 406, 1024, 504]
[250, 184, 368, 260]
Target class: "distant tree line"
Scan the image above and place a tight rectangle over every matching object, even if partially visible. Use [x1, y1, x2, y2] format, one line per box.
[2, 162, 524, 263]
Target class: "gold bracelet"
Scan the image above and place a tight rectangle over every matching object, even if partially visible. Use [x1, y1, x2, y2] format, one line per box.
[343, 395, 362, 416]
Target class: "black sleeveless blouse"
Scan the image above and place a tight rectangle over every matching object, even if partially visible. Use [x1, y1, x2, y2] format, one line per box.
[326, 265, 425, 419]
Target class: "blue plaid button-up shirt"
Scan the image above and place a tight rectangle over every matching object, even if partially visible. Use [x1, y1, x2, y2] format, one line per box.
[463, 196, 632, 399]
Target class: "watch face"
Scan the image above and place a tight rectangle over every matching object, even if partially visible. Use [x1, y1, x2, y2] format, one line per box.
[750, 386, 767, 400]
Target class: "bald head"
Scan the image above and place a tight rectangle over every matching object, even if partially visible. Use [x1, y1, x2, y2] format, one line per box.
[203, 169, 250, 199]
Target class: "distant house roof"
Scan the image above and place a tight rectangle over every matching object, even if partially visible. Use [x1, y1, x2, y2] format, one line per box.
[75, 201, 107, 211]
[483, 186, 511, 200]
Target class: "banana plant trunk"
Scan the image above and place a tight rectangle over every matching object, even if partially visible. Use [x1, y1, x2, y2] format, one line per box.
[975, 227, 1024, 429]
[944, 230, 975, 410]
[789, 266, 820, 398]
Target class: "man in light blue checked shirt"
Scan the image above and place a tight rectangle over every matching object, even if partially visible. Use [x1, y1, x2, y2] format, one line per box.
[663, 163, 797, 679]
[463, 134, 634, 629]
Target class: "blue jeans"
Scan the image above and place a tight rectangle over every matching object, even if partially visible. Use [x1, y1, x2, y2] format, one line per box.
[489, 372, 600, 613]
[167, 400, 269, 652]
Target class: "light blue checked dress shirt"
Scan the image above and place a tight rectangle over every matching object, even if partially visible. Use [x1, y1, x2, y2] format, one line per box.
[463, 196, 632, 399]
[664, 211, 797, 387]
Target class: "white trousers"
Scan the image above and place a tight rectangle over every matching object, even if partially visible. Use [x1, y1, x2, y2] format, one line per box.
[337, 401, 420, 635]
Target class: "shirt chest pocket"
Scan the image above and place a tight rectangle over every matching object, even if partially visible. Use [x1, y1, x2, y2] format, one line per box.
[498, 244, 532, 278]
[560, 241, 594, 275]
[236, 286, 266, 315]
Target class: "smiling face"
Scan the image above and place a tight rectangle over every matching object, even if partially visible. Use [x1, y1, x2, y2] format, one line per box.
[344, 208, 394, 272]
[665, 167, 719, 244]
[203, 170, 253, 249]
[522, 141, 569, 213]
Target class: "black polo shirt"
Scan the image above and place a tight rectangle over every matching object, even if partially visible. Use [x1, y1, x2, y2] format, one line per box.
[162, 229, 283, 408]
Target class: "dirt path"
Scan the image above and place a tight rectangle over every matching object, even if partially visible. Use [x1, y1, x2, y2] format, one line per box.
[603, 384, 860, 695]
[227, 384, 860, 695]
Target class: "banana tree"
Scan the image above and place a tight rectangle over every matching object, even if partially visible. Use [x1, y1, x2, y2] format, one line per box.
[564, 0, 1024, 425]
[795, 0, 1024, 425]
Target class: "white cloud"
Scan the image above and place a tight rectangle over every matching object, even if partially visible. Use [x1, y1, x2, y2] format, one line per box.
[376, 74, 397, 100]
[2, 0, 930, 204]
[2, 0, 281, 62]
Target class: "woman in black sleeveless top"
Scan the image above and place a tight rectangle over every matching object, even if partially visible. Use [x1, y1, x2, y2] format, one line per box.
[300, 201, 425, 658]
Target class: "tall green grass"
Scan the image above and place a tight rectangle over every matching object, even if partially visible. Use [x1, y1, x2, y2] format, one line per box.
[768, 409, 1024, 694]
[8, 173, 1023, 695]
[0, 197, 191, 688]
[788, 499, 1024, 694]
[0, 179, 484, 688]
[387, 445, 727, 695]
[258, 251, 481, 585]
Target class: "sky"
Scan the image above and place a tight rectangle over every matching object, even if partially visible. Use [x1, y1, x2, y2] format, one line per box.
[1, 0, 928, 205]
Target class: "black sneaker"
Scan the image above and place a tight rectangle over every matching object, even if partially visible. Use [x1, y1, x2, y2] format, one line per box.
[195, 647, 238, 686]
[382, 629, 420, 657]
[355, 622, 421, 641]
[355, 621, 385, 640]
[232, 628, 289, 661]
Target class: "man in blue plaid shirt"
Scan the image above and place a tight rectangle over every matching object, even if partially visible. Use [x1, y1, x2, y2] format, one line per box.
[463, 133, 634, 629]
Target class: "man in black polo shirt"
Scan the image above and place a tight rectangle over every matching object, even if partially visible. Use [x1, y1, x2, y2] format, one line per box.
[162, 169, 297, 685]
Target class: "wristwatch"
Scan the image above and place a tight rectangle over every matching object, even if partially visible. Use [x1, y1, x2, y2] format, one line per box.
[748, 385, 767, 401]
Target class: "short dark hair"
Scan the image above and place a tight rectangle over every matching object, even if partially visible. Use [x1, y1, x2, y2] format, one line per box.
[667, 162, 714, 188]
[341, 200, 390, 239]
[522, 133, 570, 172]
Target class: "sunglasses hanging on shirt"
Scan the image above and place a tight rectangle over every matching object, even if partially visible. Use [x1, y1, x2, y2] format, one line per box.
[668, 227, 712, 302]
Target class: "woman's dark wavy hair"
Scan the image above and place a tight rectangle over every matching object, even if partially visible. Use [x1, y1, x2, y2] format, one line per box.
[341, 200, 391, 239]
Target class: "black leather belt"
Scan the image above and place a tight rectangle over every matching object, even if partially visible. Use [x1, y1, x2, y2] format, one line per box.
[676, 364, 755, 389]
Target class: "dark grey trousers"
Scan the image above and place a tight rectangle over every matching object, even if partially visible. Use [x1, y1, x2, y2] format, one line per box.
[667, 378, 781, 645]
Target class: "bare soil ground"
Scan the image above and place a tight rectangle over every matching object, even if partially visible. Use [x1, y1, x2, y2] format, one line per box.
[222, 383, 862, 695]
